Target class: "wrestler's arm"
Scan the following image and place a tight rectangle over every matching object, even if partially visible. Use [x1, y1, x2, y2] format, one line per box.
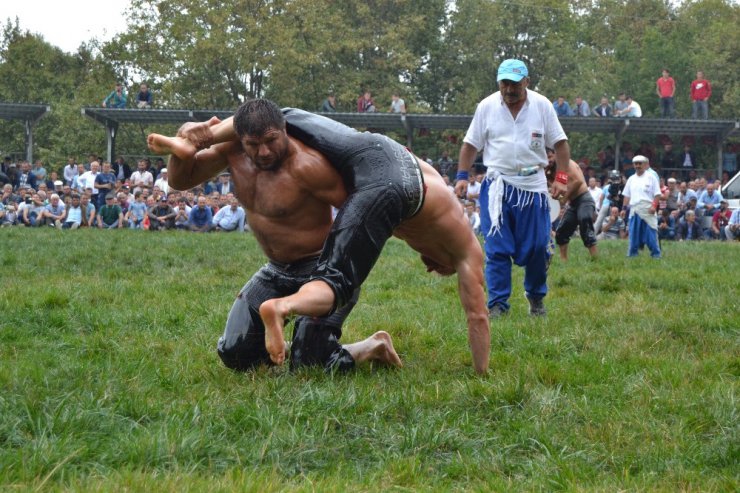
[147, 133, 233, 191]
[455, 252, 490, 375]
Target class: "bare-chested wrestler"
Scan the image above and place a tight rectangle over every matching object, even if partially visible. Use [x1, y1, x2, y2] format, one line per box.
[150, 99, 490, 374]
[545, 148, 597, 261]
[148, 102, 401, 373]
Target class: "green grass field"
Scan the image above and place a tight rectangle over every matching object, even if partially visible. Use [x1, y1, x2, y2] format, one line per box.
[1, 228, 738, 491]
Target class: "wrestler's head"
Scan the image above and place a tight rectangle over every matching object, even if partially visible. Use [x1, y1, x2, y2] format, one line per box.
[234, 99, 289, 171]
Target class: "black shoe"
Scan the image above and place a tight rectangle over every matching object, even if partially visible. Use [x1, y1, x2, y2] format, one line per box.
[488, 304, 508, 319]
[528, 297, 546, 317]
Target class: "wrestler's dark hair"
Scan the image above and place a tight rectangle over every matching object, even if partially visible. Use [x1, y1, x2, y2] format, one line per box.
[233, 99, 285, 137]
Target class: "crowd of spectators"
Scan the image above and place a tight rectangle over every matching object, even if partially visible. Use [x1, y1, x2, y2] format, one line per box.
[0, 156, 246, 232]
[552, 70, 713, 119]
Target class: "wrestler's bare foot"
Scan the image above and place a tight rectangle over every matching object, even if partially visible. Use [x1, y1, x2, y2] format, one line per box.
[259, 299, 288, 365]
[147, 134, 197, 160]
[367, 331, 403, 367]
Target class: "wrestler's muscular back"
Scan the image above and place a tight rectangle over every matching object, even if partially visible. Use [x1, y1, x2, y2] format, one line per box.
[225, 140, 344, 264]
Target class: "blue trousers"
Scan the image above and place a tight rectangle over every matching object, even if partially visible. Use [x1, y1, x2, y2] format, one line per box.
[479, 179, 552, 310]
[627, 214, 661, 257]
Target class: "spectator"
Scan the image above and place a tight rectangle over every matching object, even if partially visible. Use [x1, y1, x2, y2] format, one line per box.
[725, 207, 740, 241]
[21, 193, 45, 227]
[173, 196, 191, 229]
[587, 177, 604, 211]
[436, 151, 454, 181]
[15, 162, 37, 191]
[154, 168, 170, 196]
[321, 92, 337, 112]
[656, 69, 676, 118]
[79, 161, 101, 203]
[148, 196, 175, 231]
[465, 173, 481, 207]
[94, 161, 117, 209]
[664, 178, 680, 213]
[212, 196, 246, 232]
[356, 90, 376, 113]
[153, 158, 167, 179]
[657, 209, 677, 241]
[722, 143, 737, 175]
[613, 93, 628, 116]
[616, 95, 642, 117]
[97, 194, 123, 229]
[215, 171, 234, 195]
[102, 83, 127, 108]
[690, 71, 711, 119]
[708, 199, 732, 240]
[677, 210, 702, 240]
[697, 182, 723, 216]
[552, 96, 573, 117]
[130, 159, 154, 193]
[70, 164, 87, 193]
[572, 96, 590, 117]
[31, 160, 47, 181]
[597, 206, 627, 240]
[40, 193, 66, 229]
[63, 158, 78, 186]
[62, 194, 83, 229]
[79, 194, 96, 227]
[593, 97, 612, 117]
[1, 203, 17, 226]
[135, 83, 153, 108]
[678, 144, 697, 180]
[113, 157, 132, 181]
[188, 195, 214, 232]
[390, 92, 407, 114]
[465, 201, 480, 235]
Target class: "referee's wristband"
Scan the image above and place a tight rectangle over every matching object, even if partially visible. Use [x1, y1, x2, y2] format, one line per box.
[456, 171, 469, 181]
[555, 171, 569, 185]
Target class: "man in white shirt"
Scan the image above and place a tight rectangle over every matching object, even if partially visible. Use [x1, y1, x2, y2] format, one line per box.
[154, 168, 170, 196]
[212, 196, 246, 232]
[587, 177, 603, 211]
[455, 58, 571, 318]
[130, 159, 154, 194]
[78, 161, 100, 202]
[63, 158, 78, 186]
[622, 155, 661, 258]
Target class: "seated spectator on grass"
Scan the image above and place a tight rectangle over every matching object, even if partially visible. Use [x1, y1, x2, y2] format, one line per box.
[102, 83, 127, 108]
[188, 196, 214, 232]
[97, 194, 123, 229]
[697, 182, 723, 216]
[135, 83, 153, 108]
[62, 194, 83, 229]
[21, 193, 45, 227]
[572, 96, 590, 117]
[80, 194, 96, 227]
[40, 193, 66, 229]
[707, 199, 732, 240]
[597, 206, 627, 240]
[2, 183, 18, 205]
[677, 210, 702, 240]
[148, 196, 175, 231]
[657, 209, 677, 241]
[553, 96, 573, 116]
[725, 208, 740, 241]
[1, 203, 17, 226]
[125, 191, 148, 229]
[173, 197, 191, 230]
[212, 196, 245, 232]
[593, 97, 612, 117]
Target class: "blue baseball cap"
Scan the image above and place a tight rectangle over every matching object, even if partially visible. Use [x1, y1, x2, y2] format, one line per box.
[497, 59, 528, 82]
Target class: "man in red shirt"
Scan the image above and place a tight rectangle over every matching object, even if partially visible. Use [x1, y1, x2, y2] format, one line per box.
[690, 71, 712, 119]
[656, 69, 676, 118]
